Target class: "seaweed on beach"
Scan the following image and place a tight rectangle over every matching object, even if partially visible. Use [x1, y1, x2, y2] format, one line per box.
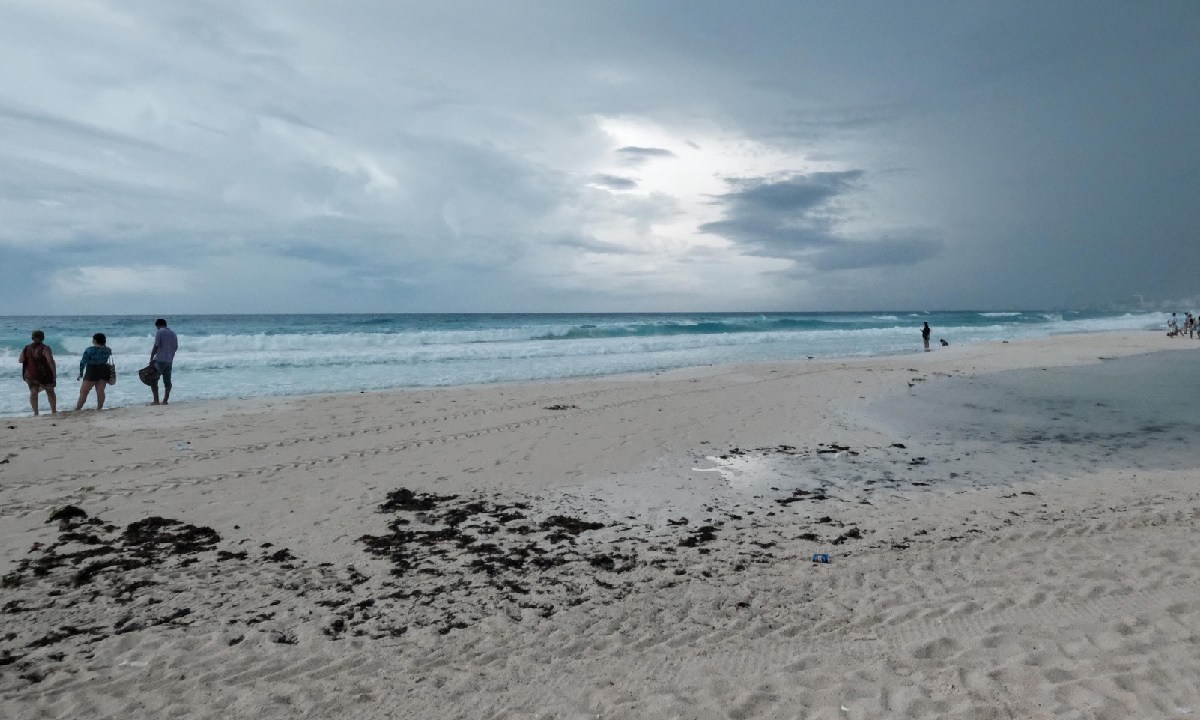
[2, 508, 222, 597]
[816, 443, 857, 455]
[353, 484, 814, 633]
[47, 506, 88, 525]
[358, 488, 635, 630]
[379, 487, 459, 512]
[1, 504, 411, 691]
[830, 528, 863, 545]
[0, 506, 240, 681]
[1, 477, 881, 691]
[775, 488, 831, 506]
[539, 515, 604, 535]
[123, 517, 221, 557]
[679, 525, 720, 547]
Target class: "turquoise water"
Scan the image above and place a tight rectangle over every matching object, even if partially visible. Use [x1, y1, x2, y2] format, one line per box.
[0, 311, 1169, 416]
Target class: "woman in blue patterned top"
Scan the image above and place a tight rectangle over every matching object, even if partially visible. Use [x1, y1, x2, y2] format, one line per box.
[75, 333, 113, 411]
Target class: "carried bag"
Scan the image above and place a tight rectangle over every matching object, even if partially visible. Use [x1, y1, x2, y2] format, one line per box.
[138, 364, 160, 386]
[32, 346, 55, 385]
[107, 361, 117, 386]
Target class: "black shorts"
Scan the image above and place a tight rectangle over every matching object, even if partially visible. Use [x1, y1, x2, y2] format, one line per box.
[83, 364, 112, 382]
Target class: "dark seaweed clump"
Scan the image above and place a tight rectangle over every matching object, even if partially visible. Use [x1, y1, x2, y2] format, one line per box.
[357, 488, 636, 629]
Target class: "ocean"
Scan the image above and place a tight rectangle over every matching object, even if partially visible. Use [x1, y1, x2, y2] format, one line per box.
[0, 311, 1169, 417]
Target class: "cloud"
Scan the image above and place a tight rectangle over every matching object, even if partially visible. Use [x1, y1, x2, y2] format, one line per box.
[1, 2, 1198, 312]
[722, 171, 862, 211]
[0, 99, 165, 153]
[51, 265, 192, 298]
[807, 237, 941, 271]
[589, 174, 638, 190]
[548, 233, 651, 256]
[616, 146, 676, 165]
[617, 146, 675, 157]
[699, 171, 863, 255]
[700, 171, 940, 272]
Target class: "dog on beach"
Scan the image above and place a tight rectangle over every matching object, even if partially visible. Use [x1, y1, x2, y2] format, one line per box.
[940, 338, 949, 346]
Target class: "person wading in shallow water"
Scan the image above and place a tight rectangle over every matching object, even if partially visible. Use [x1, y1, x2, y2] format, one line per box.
[921, 321, 931, 352]
[150, 318, 178, 405]
[18, 329, 57, 416]
[75, 333, 113, 411]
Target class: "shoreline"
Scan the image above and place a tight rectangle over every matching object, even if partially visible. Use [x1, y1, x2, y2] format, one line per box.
[3, 326, 1180, 416]
[3, 330, 1199, 718]
[1, 310, 1175, 419]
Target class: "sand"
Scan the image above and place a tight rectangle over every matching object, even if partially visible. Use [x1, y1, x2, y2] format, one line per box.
[2, 331, 1200, 719]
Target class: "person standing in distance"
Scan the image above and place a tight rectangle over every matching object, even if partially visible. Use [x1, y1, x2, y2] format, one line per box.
[921, 321, 931, 352]
[18, 329, 57, 415]
[150, 318, 178, 405]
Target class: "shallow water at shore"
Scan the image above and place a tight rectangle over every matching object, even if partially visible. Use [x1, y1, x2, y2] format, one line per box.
[0, 310, 1169, 417]
[868, 349, 1200, 478]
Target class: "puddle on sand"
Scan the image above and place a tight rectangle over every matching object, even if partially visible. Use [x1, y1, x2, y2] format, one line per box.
[700, 447, 970, 500]
[703, 452, 853, 493]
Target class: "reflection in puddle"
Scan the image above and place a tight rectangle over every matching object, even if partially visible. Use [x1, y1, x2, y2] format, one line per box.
[705, 452, 855, 493]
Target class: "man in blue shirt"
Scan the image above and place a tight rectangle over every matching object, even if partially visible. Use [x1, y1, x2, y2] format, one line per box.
[150, 318, 179, 405]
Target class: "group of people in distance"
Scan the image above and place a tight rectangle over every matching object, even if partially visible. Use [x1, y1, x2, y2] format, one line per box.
[16, 319, 178, 416]
[1167, 312, 1198, 338]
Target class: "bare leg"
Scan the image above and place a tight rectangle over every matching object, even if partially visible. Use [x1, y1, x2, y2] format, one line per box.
[151, 381, 160, 405]
[28, 386, 39, 416]
[46, 388, 56, 414]
[95, 382, 106, 410]
[158, 363, 173, 405]
[76, 381, 92, 411]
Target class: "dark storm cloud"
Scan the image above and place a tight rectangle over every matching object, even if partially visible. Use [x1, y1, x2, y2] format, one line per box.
[701, 171, 940, 272]
[716, 171, 862, 214]
[699, 171, 859, 254]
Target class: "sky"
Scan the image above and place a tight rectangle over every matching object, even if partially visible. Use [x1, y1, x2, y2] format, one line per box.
[2, 1, 1198, 314]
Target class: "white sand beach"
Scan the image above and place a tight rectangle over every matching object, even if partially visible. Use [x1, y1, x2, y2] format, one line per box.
[3, 331, 1200, 719]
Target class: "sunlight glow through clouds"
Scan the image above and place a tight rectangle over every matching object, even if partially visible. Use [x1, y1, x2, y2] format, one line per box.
[550, 115, 812, 306]
[589, 115, 828, 252]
